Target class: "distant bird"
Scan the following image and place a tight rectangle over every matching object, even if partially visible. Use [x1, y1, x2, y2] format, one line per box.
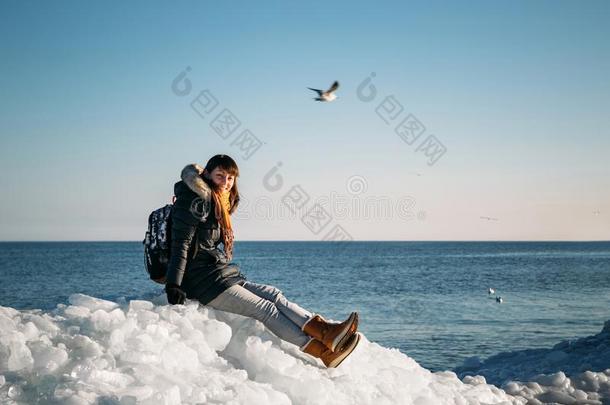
[496, 296, 503, 304]
[593, 210, 601, 216]
[480, 216, 499, 221]
[488, 288, 495, 295]
[308, 81, 339, 102]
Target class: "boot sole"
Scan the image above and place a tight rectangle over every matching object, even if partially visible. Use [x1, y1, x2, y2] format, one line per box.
[328, 332, 361, 368]
[331, 312, 359, 352]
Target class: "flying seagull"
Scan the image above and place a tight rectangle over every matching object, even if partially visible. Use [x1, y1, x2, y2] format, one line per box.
[480, 216, 499, 221]
[308, 81, 339, 102]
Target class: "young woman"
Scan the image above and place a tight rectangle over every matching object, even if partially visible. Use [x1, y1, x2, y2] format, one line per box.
[165, 154, 361, 368]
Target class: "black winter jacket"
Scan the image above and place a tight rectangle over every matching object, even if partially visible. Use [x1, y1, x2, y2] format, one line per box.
[165, 164, 245, 304]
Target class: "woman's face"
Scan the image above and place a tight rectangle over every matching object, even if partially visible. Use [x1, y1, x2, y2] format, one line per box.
[206, 167, 235, 192]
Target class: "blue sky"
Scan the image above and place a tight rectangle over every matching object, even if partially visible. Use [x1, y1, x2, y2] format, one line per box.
[0, 0, 608, 241]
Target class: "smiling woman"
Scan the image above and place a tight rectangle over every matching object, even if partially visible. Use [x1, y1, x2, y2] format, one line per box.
[162, 155, 362, 368]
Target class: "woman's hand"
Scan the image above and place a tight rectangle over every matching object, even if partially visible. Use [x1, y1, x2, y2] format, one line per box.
[165, 283, 186, 305]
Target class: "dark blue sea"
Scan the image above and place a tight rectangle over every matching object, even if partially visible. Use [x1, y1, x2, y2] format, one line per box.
[1, 241, 609, 372]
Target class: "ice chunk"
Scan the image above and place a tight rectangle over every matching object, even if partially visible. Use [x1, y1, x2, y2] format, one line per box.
[109, 329, 125, 349]
[536, 390, 580, 404]
[463, 375, 487, 385]
[234, 383, 291, 405]
[135, 310, 159, 324]
[119, 350, 160, 365]
[66, 335, 103, 358]
[199, 318, 232, 352]
[25, 313, 60, 336]
[140, 386, 181, 405]
[128, 300, 154, 312]
[0, 314, 15, 331]
[0, 307, 19, 318]
[69, 294, 118, 312]
[90, 369, 135, 389]
[63, 305, 91, 319]
[573, 371, 601, 392]
[20, 321, 39, 341]
[119, 385, 154, 401]
[88, 308, 126, 332]
[30, 341, 69, 372]
[7, 341, 34, 371]
[533, 371, 568, 388]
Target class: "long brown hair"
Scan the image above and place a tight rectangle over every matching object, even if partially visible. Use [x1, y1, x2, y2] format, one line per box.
[202, 154, 240, 259]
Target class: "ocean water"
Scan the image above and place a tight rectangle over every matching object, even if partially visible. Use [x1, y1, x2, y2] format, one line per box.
[1, 241, 609, 372]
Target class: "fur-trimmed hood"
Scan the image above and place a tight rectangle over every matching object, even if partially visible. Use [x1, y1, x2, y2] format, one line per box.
[181, 163, 212, 201]
[179, 162, 235, 261]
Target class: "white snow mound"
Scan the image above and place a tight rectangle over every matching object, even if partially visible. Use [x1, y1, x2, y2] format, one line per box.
[0, 293, 521, 405]
[4, 293, 608, 404]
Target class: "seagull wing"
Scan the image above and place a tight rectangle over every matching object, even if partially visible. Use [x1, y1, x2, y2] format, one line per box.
[308, 87, 323, 96]
[327, 81, 339, 94]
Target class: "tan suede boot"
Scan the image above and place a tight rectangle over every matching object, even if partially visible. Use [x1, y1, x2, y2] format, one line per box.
[301, 332, 361, 368]
[302, 312, 358, 352]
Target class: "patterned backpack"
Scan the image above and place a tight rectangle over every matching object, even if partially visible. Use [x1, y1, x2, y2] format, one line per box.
[143, 204, 173, 283]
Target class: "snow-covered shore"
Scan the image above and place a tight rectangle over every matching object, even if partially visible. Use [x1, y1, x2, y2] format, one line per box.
[455, 319, 610, 404]
[0, 294, 607, 404]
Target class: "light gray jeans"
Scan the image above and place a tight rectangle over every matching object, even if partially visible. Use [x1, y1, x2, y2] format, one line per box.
[207, 281, 313, 348]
